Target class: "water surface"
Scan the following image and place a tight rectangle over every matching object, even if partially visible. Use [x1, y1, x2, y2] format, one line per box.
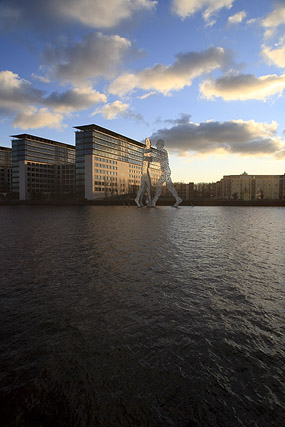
[0, 206, 284, 426]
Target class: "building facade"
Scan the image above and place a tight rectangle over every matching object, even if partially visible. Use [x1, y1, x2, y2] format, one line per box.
[75, 124, 161, 200]
[11, 134, 76, 200]
[0, 146, 12, 196]
[216, 172, 285, 200]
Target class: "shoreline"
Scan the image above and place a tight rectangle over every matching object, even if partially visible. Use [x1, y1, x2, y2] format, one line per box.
[1, 199, 285, 207]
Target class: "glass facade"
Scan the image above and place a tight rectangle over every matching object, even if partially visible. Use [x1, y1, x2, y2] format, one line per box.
[75, 124, 160, 198]
[11, 134, 75, 199]
[0, 147, 12, 194]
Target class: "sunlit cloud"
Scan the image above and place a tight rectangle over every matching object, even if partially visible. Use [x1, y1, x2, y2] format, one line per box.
[41, 33, 133, 85]
[13, 107, 64, 130]
[92, 100, 129, 119]
[0, 70, 107, 130]
[0, 0, 157, 31]
[0, 70, 43, 114]
[150, 114, 284, 157]
[262, 39, 285, 68]
[261, 2, 285, 39]
[171, 0, 234, 22]
[200, 73, 285, 100]
[91, 100, 145, 122]
[109, 47, 232, 96]
[274, 150, 285, 159]
[227, 10, 246, 25]
[31, 73, 51, 84]
[137, 91, 157, 99]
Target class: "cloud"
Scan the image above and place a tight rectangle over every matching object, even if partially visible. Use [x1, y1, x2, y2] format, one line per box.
[45, 87, 107, 113]
[58, 0, 157, 29]
[227, 10, 246, 25]
[262, 40, 285, 68]
[92, 100, 144, 122]
[171, 0, 234, 22]
[200, 73, 285, 100]
[261, 2, 285, 39]
[0, 0, 157, 31]
[109, 47, 232, 96]
[274, 150, 285, 159]
[42, 33, 133, 85]
[31, 73, 51, 83]
[0, 70, 43, 114]
[13, 107, 64, 130]
[246, 18, 257, 25]
[92, 100, 129, 119]
[0, 69, 107, 129]
[150, 114, 284, 157]
[137, 91, 157, 99]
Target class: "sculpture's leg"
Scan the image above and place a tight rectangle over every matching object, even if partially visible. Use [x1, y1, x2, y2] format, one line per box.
[166, 178, 182, 206]
[152, 175, 165, 207]
[145, 171, 152, 206]
[135, 179, 146, 207]
[139, 181, 146, 206]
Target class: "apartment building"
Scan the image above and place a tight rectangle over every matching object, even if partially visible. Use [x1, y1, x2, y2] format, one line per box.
[75, 124, 161, 200]
[0, 146, 12, 196]
[11, 134, 76, 200]
[216, 172, 285, 200]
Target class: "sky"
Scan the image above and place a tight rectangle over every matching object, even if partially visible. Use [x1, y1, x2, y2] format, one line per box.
[0, 0, 284, 183]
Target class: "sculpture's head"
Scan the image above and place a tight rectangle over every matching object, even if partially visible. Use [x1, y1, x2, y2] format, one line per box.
[145, 137, 151, 149]
[156, 139, 165, 150]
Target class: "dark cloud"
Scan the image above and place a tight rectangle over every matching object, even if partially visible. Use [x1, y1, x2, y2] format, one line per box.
[0, 70, 43, 114]
[150, 115, 283, 156]
[0, 0, 157, 32]
[41, 33, 135, 85]
[0, 70, 106, 116]
[0, 70, 107, 129]
[45, 88, 106, 112]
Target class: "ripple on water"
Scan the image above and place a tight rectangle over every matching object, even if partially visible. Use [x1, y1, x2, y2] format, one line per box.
[0, 206, 284, 426]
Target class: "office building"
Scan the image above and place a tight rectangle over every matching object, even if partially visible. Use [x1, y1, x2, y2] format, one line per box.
[216, 172, 285, 200]
[0, 146, 12, 196]
[11, 134, 76, 200]
[75, 124, 161, 200]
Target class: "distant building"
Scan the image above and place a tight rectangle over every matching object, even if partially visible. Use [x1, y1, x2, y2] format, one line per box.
[74, 124, 161, 200]
[11, 134, 76, 200]
[0, 146, 12, 197]
[216, 172, 285, 200]
[281, 175, 285, 199]
[160, 182, 194, 200]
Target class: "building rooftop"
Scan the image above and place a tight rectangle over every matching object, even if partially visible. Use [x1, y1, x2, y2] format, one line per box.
[74, 124, 146, 148]
[11, 134, 75, 150]
[0, 146, 12, 151]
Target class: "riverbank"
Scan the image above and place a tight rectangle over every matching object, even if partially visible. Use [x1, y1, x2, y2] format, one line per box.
[1, 199, 285, 207]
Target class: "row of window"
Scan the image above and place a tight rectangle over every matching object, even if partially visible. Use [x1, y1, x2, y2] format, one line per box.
[94, 181, 117, 185]
[94, 169, 117, 175]
[94, 163, 117, 170]
[94, 157, 117, 164]
[94, 176, 117, 181]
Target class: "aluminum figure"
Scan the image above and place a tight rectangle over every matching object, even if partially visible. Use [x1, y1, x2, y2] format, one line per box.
[152, 139, 182, 207]
[135, 137, 152, 207]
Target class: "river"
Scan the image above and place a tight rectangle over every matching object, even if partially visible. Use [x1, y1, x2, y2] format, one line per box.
[0, 206, 284, 426]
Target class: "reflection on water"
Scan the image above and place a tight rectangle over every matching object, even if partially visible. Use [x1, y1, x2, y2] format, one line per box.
[0, 206, 284, 426]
